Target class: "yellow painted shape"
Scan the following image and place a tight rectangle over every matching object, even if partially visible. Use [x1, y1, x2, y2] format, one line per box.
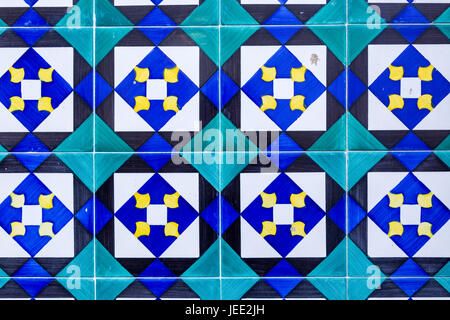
[260, 95, 277, 112]
[134, 67, 150, 83]
[38, 97, 53, 113]
[417, 222, 433, 238]
[9, 96, 25, 112]
[387, 192, 404, 208]
[134, 96, 150, 112]
[388, 221, 404, 237]
[10, 193, 25, 208]
[39, 193, 54, 209]
[261, 66, 276, 82]
[291, 221, 306, 237]
[417, 94, 433, 111]
[164, 192, 180, 209]
[290, 95, 306, 112]
[10, 222, 26, 237]
[291, 66, 307, 82]
[39, 222, 55, 238]
[290, 192, 307, 208]
[38, 68, 54, 83]
[9, 67, 24, 83]
[388, 65, 404, 81]
[388, 94, 404, 111]
[418, 65, 434, 81]
[260, 192, 277, 208]
[163, 96, 179, 113]
[417, 192, 433, 208]
[165, 222, 180, 238]
[134, 221, 150, 238]
[134, 192, 150, 209]
[164, 66, 180, 83]
[260, 221, 277, 238]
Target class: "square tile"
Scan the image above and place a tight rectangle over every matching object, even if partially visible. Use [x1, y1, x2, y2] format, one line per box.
[95, 27, 219, 152]
[221, 26, 346, 152]
[348, 24, 450, 151]
[0, 28, 93, 152]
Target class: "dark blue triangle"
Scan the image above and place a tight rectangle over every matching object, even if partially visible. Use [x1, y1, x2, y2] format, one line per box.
[138, 133, 173, 153]
[264, 6, 301, 26]
[75, 197, 94, 234]
[138, 27, 174, 45]
[347, 195, 366, 233]
[138, 7, 176, 26]
[139, 150, 173, 171]
[95, 72, 112, 108]
[12, 134, 50, 152]
[393, 132, 429, 150]
[14, 153, 49, 172]
[140, 260, 175, 277]
[328, 71, 346, 107]
[392, 259, 429, 296]
[200, 196, 219, 233]
[393, 25, 429, 43]
[221, 197, 239, 234]
[75, 71, 93, 108]
[392, 4, 429, 24]
[24, 0, 39, 6]
[392, 152, 431, 171]
[95, 200, 113, 235]
[200, 70, 220, 109]
[327, 195, 346, 233]
[140, 279, 177, 297]
[266, 26, 301, 44]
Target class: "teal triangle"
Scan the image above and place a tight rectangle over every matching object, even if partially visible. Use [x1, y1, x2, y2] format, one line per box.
[435, 10, 450, 25]
[56, 153, 93, 192]
[95, 153, 132, 191]
[0, 267, 7, 278]
[309, 115, 346, 151]
[309, 26, 346, 65]
[436, 135, 450, 150]
[348, 24, 386, 64]
[183, 27, 219, 66]
[56, 28, 93, 66]
[222, 240, 257, 277]
[95, 27, 132, 66]
[435, 152, 450, 168]
[57, 241, 94, 278]
[183, 279, 220, 300]
[348, 239, 385, 278]
[95, 0, 133, 27]
[307, 0, 346, 24]
[435, 278, 450, 294]
[95, 115, 133, 152]
[182, 240, 220, 277]
[308, 278, 346, 300]
[56, 0, 93, 27]
[221, 0, 258, 25]
[54, 115, 93, 152]
[220, 26, 258, 66]
[96, 279, 134, 300]
[308, 152, 346, 190]
[348, 277, 385, 300]
[436, 262, 450, 278]
[348, 152, 386, 190]
[222, 278, 259, 300]
[95, 240, 132, 278]
[57, 279, 95, 300]
[0, 152, 7, 162]
[182, 0, 219, 26]
[308, 239, 346, 277]
[0, 278, 8, 289]
[348, 114, 386, 151]
[349, 0, 385, 24]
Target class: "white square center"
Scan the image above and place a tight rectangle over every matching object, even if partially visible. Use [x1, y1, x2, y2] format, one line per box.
[401, 77, 421, 99]
[273, 78, 294, 99]
[147, 204, 167, 225]
[146, 79, 167, 100]
[400, 204, 421, 225]
[22, 205, 43, 226]
[21, 80, 42, 100]
[273, 204, 294, 225]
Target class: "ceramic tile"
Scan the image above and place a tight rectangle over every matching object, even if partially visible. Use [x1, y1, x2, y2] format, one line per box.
[221, 26, 346, 152]
[348, 151, 450, 300]
[348, 24, 450, 151]
[95, 27, 219, 152]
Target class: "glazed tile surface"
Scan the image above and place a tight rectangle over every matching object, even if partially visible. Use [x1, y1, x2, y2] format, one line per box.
[0, 1, 448, 300]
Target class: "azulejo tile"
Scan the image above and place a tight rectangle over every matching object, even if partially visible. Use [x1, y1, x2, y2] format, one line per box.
[0, 28, 93, 152]
[95, 27, 219, 152]
[220, 152, 347, 300]
[348, 24, 450, 151]
[348, 151, 450, 299]
[0, 153, 94, 300]
[349, 0, 450, 25]
[94, 153, 220, 299]
[0, 0, 93, 27]
[221, 26, 346, 152]
[95, 0, 219, 27]
[221, 0, 346, 25]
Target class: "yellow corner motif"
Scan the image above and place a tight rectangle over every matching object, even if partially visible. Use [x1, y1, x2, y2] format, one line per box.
[291, 221, 306, 237]
[291, 66, 307, 82]
[261, 66, 276, 82]
[417, 192, 433, 208]
[134, 96, 150, 112]
[164, 66, 180, 83]
[134, 221, 150, 238]
[260, 95, 277, 112]
[388, 65, 404, 81]
[387, 94, 404, 111]
[163, 96, 180, 113]
[165, 222, 180, 238]
[290, 95, 306, 112]
[260, 221, 277, 238]
[260, 192, 277, 208]
[39, 194, 54, 210]
[418, 65, 434, 81]
[290, 192, 307, 208]
[10, 222, 26, 237]
[134, 192, 150, 209]
[39, 222, 55, 238]
[38, 97, 53, 113]
[388, 221, 404, 237]
[38, 68, 54, 83]
[9, 67, 25, 83]
[164, 192, 180, 209]
[10, 193, 25, 208]
[9, 96, 25, 113]
[134, 67, 150, 83]
[417, 222, 433, 238]
[387, 192, 404, 208]
[417, 94, 433, 111]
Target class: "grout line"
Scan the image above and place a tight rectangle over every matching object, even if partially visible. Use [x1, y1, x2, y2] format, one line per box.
[93, 0, 97, 300]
